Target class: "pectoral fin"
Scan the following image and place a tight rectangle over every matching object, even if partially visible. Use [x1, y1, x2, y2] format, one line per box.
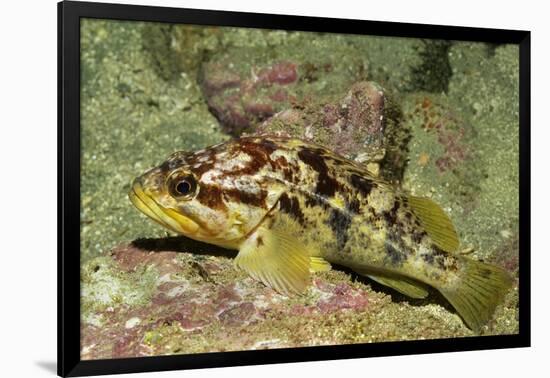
[408, 195, 459, 253]
[234, 224, 311, 295]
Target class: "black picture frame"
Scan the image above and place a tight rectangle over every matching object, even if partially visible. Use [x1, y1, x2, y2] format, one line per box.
[58, 1, 531, 376]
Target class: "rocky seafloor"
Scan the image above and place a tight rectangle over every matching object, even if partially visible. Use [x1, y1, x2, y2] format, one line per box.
[80, 19, 519, 360]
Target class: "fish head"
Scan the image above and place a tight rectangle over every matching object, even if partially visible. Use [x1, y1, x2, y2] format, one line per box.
[129, 139, 286, 249]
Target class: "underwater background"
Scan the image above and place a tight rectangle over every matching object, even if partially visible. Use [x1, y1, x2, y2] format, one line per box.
[79, 18, 519, 359]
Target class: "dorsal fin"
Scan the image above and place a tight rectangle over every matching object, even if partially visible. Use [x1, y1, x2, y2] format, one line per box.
[407, 195, 460, 252]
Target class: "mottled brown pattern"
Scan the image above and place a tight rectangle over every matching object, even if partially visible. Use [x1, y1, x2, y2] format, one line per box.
[347, 198, 361, 214]
[326, 208, 352, 251]
[184, 151, 219, 176]
[298, 147, 340, 197]
[223, 188, 268, 208]
[349, 173, 375, 197]
[410, 229, 427, 244]
[224, 139, 273, 176]
[196, 184, 226, 210]
[282, 167, 294, 182]
[279, 161, 302, 185]
[383, 200, 401, 225]
[278, 193, 306, 225]
[384, 233, 409, 267]
[273, 156, 288, 167]
[430, 247, 458, 271]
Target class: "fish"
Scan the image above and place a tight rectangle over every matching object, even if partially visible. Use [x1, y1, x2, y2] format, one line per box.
[129, 136, 512, 331]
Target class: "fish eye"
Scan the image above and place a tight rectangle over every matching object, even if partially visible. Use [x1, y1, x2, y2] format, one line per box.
[167, 171, 197, 199]
[176, 181, 191, 195]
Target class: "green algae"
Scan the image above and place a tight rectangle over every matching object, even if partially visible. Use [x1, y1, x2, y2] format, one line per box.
[401, 43, 519, 264]
[81, 255, 159, 323]
[447, 43, 519, 261]
[80, 19, 229, 262]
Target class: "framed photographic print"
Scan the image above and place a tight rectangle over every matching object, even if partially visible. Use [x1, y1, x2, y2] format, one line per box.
[58, 0, 530, 376]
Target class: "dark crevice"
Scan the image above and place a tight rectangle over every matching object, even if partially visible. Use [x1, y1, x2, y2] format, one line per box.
[411, 40, 453, 93]
[131, 236, 237, 258]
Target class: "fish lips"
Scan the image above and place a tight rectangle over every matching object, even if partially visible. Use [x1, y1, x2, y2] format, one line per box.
[129, 181, 200, 235]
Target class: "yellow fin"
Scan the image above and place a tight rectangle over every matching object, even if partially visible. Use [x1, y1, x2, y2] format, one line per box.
[234, 224, 310, 295]
[408, 195, 459, 252]
[310, 257, 332, 272]
[438, 257, 513, 332]
[366, 273, 429, 299]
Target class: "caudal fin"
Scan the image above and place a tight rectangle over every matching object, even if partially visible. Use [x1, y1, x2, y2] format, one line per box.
[438, 257, 513, 332]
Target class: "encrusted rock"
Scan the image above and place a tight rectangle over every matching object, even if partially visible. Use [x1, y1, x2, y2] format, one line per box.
[80, 241, 382, 360]
[199, 40, 369, 136]
[254, 81, 389, 166]
[200, 60, 299, 135]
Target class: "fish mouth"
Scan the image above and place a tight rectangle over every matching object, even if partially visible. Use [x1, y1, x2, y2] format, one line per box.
[129, 181, 200, 235]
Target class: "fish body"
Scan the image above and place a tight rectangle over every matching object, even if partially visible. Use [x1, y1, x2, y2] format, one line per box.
[129, 136, 512, 331]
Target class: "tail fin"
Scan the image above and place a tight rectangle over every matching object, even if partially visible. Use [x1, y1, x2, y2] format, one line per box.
[438, 257, 513, 332]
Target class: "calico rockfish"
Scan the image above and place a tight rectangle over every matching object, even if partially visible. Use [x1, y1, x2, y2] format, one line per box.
[129, 136, 512, 331]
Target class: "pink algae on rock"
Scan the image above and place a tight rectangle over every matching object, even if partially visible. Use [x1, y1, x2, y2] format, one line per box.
[80, 241, 379, 360]
[316, 282, 369, 314]
[200, 60, 300, 135]
[111, 245, 179, 275]
[434, 126, 468, 173]
[411, 95, 470, 174]
[255, 81, 388, 164]
[262, 61, 298, 85]
[81, 235, 505, 359]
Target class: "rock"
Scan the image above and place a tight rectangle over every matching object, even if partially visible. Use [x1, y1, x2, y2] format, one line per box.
[200, 41, 410, 178]
[80, 239, 479, 360]
[79, 21, 520, 358]
[403, 93, 474, 180]
[401, 42, 520, 274]
[199, 60, 299, 135]
[254, 81, 389, 166]
[199, 38, 369, 136]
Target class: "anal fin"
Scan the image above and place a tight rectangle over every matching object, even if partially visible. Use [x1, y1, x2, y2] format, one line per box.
[365, 272, 429, 299]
